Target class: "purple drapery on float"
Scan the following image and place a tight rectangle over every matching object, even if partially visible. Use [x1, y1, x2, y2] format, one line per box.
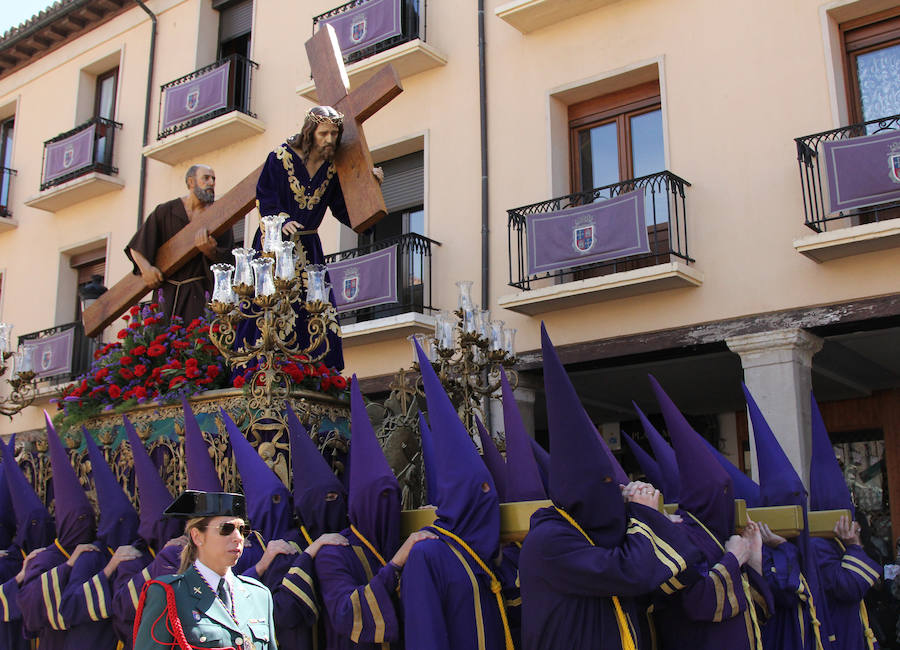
[822, 129, 900, 213]
[43, 125, 95, 184]
[161, 61, 230, 132]
[525, 189, 649, 276]
[319, 0, 403, 56]
[327, 244, 397, 312]
[22, 328, 76, 379]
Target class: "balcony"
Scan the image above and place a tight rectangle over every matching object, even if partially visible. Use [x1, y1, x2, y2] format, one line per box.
[24, 117, 123, 212]
[0, 166, 16, 231]
[144, 54, 264, 165]
[495, 0, 623, 34]
[500, 171, 702, 315]
[794, 113, 900, 262]
[297, 0, 445, 102]
[18, 321, 94, 387]
[324, 232, 439, 346]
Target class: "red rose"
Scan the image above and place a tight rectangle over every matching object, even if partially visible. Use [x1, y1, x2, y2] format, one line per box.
[169, 359, 182, 370]
[168, 376, 187, 389]
[122, 314, 130, 322]
[186, 358, 198, 368]
[203, 344, 219, 354]
[186, 368, 201, 379]
[131, 345, 147, 356]
[134, 386, 148, 399]
[128, 321, 140, 330]
[119, 368, 134, 381]
[129, 305, 140, 316]
[116, 330, 128, 339]
[94, 368, 109, 381]
[134, 364, 147, 377]
[197, 326, 210, 336]
[153, 334, 167, 344]
[211, 324, 221, 333]
[151, 367, 162, 379]
[108, 385, 122, 399]
[150, 303, 159, 310]
[233, 376, 246, 388]
[172, 340, 190, 350]
[321, 376, 331, 390]
[120, 356, 133, 366]
[331, 376, 347, 390]
[147, 345, 166, 357]
[206, 365, 220, 379]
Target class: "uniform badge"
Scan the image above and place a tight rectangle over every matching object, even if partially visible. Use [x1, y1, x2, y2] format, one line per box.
[192, 610, 202, 621]
[193, 586, 203, 596]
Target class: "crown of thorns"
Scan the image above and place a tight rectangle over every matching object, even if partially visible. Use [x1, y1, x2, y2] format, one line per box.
[306, 106, 344, 125]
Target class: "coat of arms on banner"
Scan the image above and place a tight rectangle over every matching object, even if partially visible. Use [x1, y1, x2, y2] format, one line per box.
[351, 16, 367, 44]
[573, 215, 595, 253]
[890, 143, 900, 184]
[343, 268, 360, 301]
[40, 348, 53, 371]
[186, 87, 200, 112]
[62, 146, 75, 169]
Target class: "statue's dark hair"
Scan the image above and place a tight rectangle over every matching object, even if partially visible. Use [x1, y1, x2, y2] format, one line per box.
[287, 106, 344, 159]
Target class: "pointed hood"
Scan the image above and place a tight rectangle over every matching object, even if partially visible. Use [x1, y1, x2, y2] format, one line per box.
[416, 341, 500, 558]
[83, 427, 140, 549]
[45, 411, 95, 549]
[542, 324, 625, 546]
[809, 394, 853, 514]
[0, 461, 15, 548]
[649, 376, 733, 542]
[743, 385, 805, 508]
[123, 417, 181, 550]
[418, 412, 439, 506]
[475, 415, 507, 502]
[501, 372, 546, 501]
[700, 437, 761, 508]
[286, 406, 347, 539]
[222, 409, 293, 542]
[529, 438, 550, 495]
[3, 436, 54, 551]
[634, 403, 681, 501]
[621, 432, 665, 494]
[597, 431, 630, 486]
[349, 377, 401, 557]
[182, 399, 222, 491]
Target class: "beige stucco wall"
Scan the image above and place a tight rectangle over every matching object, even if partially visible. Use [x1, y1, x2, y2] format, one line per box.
[1, 0, 899, 434]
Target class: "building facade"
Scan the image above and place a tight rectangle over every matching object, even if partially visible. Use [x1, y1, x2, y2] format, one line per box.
[0, 0, 898, 548]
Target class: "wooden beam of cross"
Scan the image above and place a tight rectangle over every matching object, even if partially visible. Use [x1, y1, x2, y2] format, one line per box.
[306, 24, 403, 233]
[81, 167, 261, 336]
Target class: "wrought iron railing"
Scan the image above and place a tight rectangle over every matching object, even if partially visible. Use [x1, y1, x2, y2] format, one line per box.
[507, 170, 692, 291]
[0, 166, 16, 217]
[157, 53, 259, 140]
[796, 113, 900, 232]
[324, 232, 439, 323]
[40, 117, 121, 191]
[18, 321, 94, 384]
[313, 0, 425, 65]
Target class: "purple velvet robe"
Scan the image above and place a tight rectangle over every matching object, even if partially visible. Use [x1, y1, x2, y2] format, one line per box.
[760, 541, 825, 650]
[0, 549, 26, 650]
[111, 544, 181, 650]
[315, 529, 401, 650]
[18, 544, 77, 650]
[811, 538, 880, 650]
[56, 545, 120, 649]
[653, 514, 774, 650]
[519, 503, 701, 650]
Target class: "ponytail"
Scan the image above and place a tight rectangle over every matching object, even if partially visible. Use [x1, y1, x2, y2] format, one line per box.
[178, 517, 210, 574]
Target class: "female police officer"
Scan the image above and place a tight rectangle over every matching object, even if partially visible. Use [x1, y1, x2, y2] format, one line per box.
[133, 490, 277, 650]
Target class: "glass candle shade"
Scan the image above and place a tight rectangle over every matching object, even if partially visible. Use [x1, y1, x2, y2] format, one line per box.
[232, 248, 256, 288]
[489, 320, 505, 352]
[260, 214, 286, 254]
[455, 280, 474, 310]
[462, 306, 476, 333]
[0, 323, 10, 355]
[211, 264, 237, 304]
[274, 241, 296, 281]
[251, 257, 276, 297]
[408, 333, 431, 364]
[502, 327, 517, 356]
[435, 310, 455, 350]
[305, 265, 328, 303]
[15, 346, 32, 374]
[476, 309, 491, 339]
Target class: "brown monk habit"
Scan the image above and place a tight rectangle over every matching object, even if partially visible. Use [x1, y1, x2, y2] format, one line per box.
[125, 198, 234, 325]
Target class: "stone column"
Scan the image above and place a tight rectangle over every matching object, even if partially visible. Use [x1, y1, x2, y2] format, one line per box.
[725, 328, 823, 486]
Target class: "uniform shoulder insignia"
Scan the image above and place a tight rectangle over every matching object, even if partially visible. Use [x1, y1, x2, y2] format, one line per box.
[236, 574, 265, 590]
[153, 573, 184, 585]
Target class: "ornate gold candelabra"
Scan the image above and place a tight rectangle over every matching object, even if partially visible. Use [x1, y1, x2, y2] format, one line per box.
[0, 322, 37, 419]
[206, 215, 341, 438]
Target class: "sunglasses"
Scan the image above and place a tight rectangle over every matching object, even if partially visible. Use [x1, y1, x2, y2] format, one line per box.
[202, 522, 252, 537]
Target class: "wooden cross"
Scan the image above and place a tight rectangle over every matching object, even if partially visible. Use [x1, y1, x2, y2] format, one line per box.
[306, 23, 403, 232]
[83, 24, 401, 337]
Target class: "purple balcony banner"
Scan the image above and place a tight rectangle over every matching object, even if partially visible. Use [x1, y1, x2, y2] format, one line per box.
[161, 61, 230, 132]
[23, 327, 75, 379]
[525, 189, 649, 276]
[320, 0, 403, 56]
[327, 245, 397, 312]
[43, 124, 95, 184]
[822, 129, 900, 213]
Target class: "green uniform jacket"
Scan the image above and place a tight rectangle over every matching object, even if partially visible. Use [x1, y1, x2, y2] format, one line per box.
[133, 565, 277, 650]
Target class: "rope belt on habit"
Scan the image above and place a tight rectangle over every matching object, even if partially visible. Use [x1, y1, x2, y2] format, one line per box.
[165, 276, 204, 312]
[553, 508, 637, 650]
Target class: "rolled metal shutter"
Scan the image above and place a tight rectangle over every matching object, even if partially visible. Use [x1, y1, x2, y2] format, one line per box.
[380, 151, 424, 214]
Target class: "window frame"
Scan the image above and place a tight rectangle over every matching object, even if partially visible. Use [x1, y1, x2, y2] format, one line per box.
[568, 80, 661, 194]
[841, 7, 900, 125]
[93, 67, 119, 120]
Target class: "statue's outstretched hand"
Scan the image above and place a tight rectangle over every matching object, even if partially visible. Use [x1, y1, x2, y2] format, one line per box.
[372, 167, 384, 184]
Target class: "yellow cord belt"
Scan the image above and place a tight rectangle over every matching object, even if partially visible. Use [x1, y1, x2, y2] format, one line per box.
[553, 508, 637, 650]
[350, 525, 388, 567]
[429, 525, 515, 650]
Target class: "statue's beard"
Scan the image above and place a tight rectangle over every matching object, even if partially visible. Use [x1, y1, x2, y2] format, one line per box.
[193, 186, 215, 204]
[318, 143, 336, 161]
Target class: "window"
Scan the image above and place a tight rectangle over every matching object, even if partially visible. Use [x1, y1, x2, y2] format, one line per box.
[842, 8, 900, 128]
[216, 0, 253, 113]
[71, 249, 106, 321]
[94, 67, 118, 168]
[0, 117, 13, 216]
